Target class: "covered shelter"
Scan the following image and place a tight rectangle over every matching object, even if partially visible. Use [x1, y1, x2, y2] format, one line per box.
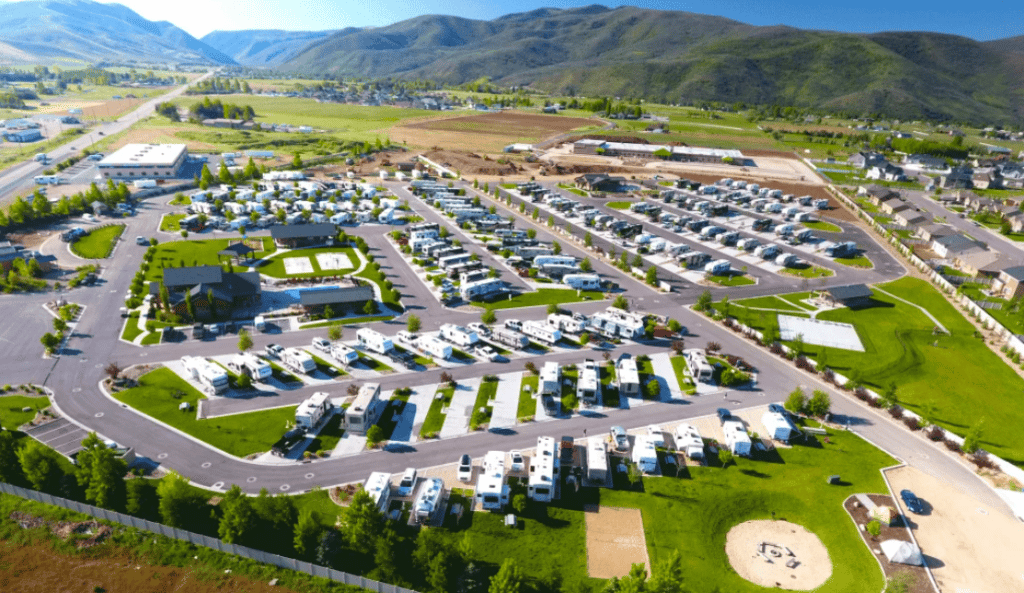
[218, 242, 257, 265]
[298, 285, 374, 315]
[820, 284, 874, 307]
[270, 223, 336, 248]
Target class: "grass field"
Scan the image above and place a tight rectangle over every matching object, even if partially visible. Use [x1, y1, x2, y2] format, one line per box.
[606, 201, 633, 210]
[800, 220, 842, 232]
[145, 238, 275, 282]
[306, 413, 344, 455]
[479, 289, 605, 311]
[834, 254, 874, 268]
[469, 379, 498, 430]
[518, 374, 537, 419]
[708, 273, 756, 286]
[669, 356, 697, 395]
[601, 429, 895, 593]
[70, 224, 124, 259]
[113, 368, 294, 457]
[729, 295, 806, 312]
[259, 247, 358, 278]
[780, 265, 834, 279]
[159, 214, 185, 232]
[419, 385, 455, 438]
[0, 395, 49, 430]
[120, 312, 143, 342]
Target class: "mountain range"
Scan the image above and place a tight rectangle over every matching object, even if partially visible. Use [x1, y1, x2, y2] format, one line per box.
[1, 1, 1023, 125]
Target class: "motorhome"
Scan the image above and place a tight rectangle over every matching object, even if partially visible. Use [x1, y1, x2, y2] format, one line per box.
[562, 273, 601, 291]
[576, 359, 601, 406]
[616, 357, 640, 397]
[522, 320, 561, 345]
[417, 335, 452, 360]
[673, 424, 705, 460]
[632, 435, 659, 473]
[547, 313, 586, 334]
[717, 231, 740, 246]
[438, 253, 474, 270]
[775, 253, 799, 267]
[823, 241, 857, 257]
[586, 439, 608, 483]
[737, 237, 760, 252]
[754, 244, 780, 259]
[180, 356, 229, 394]
[295, 391, 332, 430]
[475, 451, 510, 511]
[282, 348, 316, 375]
[762, 408, 801, 443]
[490, 327, 529, 350]
[254, 316, 267, 332]
[345, 383, 381, 435]
[528, 436, 560, 503]
[365, 472, 393, 513]
[228, 353, 272, 382]
[679, 251, 710, 268]
[413, 478, 444, 523]
[704, 259, 731, 275]
[34, 175, 61, 185]
[356, 328, 393, 354]
[397, 468, 418, 497]
[722, 416, 752, 457]
[330, 343, 359, 366]
[588, 307, 647, 340]
[440, 324, 479, 348]
[460, 277, 504, 301]
[684, 349, 714, 383]
[539, 362, 561, 398]
[775, 224, 796, 236]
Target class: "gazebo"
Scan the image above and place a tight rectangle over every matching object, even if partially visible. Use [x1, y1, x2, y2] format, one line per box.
[218, 242, 256, 265]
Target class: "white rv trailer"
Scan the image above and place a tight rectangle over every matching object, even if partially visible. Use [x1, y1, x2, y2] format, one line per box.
[364, 472, 393, 513]
[527, 436, 559, 503]
[330, 343, 359, 366]
[180, 356, 229, 394]
[722, 418, 752, 457]
[562, 273, 601, 291]
[632, 435, 659, 473]
[228, 353, 272, 382]
[475, 451, 510, 511]
[522, 320, 561, 345]
[586, 439, 608, 482]
[539, 362, 561, 397]
[281, 348, 316, 374]
[684, 349, 714, 383]
[547, 313, 586, 334]
[295, 391, 332, 430]
[356, 328, 394, 354]
[413, 477, 444, 523]
[439, 324, 480, 348]
[616, 357, 640, 396]
[673, 424, 705, 460]
[417, 335, 452, 360]
[576, 359, 601, 405]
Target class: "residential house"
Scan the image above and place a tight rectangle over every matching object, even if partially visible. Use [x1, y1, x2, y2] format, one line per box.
[879, 198, 909, 215]
[939, 167, 974, 189]
[860, 185, 899, 205]
[866, 163, 906, 181]
[1006, 213, 1024, 233]
[269, 223, 336, 248]
[894, 210, 928, 227]
[916, 223, 956, 242]
[972, 168, 1002, 190]
[150, 265, 261, 317]
[574, 174, 626, 192]
[905, 154, 947, 169]
[3, 128, 42, 142]
[963, 194, 997, 213]
[954, 251, 1002, 277]
[931, 234, 985, 259]
[992, 266, 1024, 300]
[848, 152, 887, 170]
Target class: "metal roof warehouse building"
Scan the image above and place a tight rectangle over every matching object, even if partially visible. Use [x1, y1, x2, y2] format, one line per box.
[97, 144, 188, 180]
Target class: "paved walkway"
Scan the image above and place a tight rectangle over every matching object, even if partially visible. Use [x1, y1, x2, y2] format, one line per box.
[440, 377, 482, 439]
[874, 287, 949, 333]
[331, 432, 367, 456]
[407, 383, 438, 442]
[490, 371, 523, 429]
[649, 353, 680, 401]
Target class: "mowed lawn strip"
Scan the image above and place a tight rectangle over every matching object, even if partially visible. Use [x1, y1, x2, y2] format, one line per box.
[600, 429, 895, 593]
[419, 385, 455, 438]
[480, 289, 605, 311]
[517, 374, 537, 419]
[145, 238, 276, 282]
[113, 367, 294, 457]
[71, 224, 125, 259]
[0, 395, 50, 430]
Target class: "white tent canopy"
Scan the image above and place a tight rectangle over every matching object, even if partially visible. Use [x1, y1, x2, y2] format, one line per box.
[880, 540, 924, 566]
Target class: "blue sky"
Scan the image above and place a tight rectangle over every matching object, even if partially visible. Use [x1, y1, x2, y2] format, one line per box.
[92, 0, 1022, 40]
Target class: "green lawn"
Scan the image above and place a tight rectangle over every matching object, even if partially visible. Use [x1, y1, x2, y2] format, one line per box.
[159, 214, 185, 232]
[146, 238, 276, 282]
[606, 201, 633, 210]
[479, 289, 604, 311]
[259, 247, 358, 278]
[419, 385, 454, 438]
[779, 265, 834, 279]
[557, 183, 588, 197]
[777, 292, 817, 311]
[140, 331, 162, 346]
[299, 315, 394, 329]
[113, 368, 295, 457]
[71, 224, 125, 259]
[800, 220, 842, 232]
[355, 262, 403, 312]
[0, 395, 49, 430]
[834, 254, 874, 268]
[469, 379, 498, 430]
[120, 312, 142, 342]
[795, 278, 1024, 466]
[708, 273, 756, 287]
[518, 374, 537, 419]
[601, 429, 895, 593]
[729, 295, 805, 312]
[356, 352, 392, 372]
[307, 413, 344, 454]
[669, 356, 697, 395]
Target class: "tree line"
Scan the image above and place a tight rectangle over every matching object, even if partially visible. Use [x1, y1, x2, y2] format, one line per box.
[186, 77, 252, 95]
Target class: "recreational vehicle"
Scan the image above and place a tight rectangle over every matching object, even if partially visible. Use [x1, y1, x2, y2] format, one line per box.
[365, 472, 393, 513]
[588, 307, 647, 340]
[754, 244, 780, 259]
[460, 278, 504, 301]
[417, 335, 452, 360]
[684, 349, 714, 383]
[528, 437, 560, 503]
[356, 328, 393, 354]
[413, 478, 444, 523]
[547, 313, 586, 334]
[762, 408, 801, 443]
[180, 356, 229, 394]
[345, 383, 381, 435]
[722, 417, 752, 457]
[737, 237, 760, 251]
[476, 451, 510, 511]
[295, 391, 332, 430]
[490, 328, 529, 350]
[632, 435, 659, 473]
[563, 273, 601, 291]
[282, 348, 316, 375]
[704, 259, 731, 275]
[397, 468, 418, 497]
[539, 362, 561, 397]
[440, 324, 479, 348]
[227, 353, 272, 382]
[330, 343, 359, 366]
[775, 253, 799, 267]
[673, 424, 705, 460]
[576, 359, 601, 406]
[586, 439, 608, 482]
[616, 357, 640, 397]
[522, 320, 561, 345]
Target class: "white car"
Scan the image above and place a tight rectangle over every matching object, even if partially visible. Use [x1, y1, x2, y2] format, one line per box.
[646, 425, 666, 448]
[265, 343, 284, 359]
[474, 345, 499, 361]
[467, 322, 489, 336]
[312, 337, 331, 353]
[397, 467, 417, 497]
[457, 454, 473, 482]
[509, 450, 525, 473]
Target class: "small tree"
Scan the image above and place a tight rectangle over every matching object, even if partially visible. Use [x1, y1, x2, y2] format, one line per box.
[627, 462, 642, 485]
[718, 448, 734, 468]
[104, 361, 123, 381]
[363, 300, 377, 315]
[579, 257, 593, 273]
[671, 339, 685, 355]
[583, 232, 593, 248]
[866, 520, 881, 538]
[524, 361, 538, 375]
[807, 389, 832, 417]
[645, 266, 659, 286]
[785, 387, 807, 414]
[323, 304, 335, 320]
[878, 382, 898, 409]
[489, 558, 523, 593]
[366, 425, 385, 448]
[294, 509, 322, 558]
[612, 295, 629, 310]
[237, 328, 253, 353]
[327, 322, 343, 342]
[407, 314, 422, 333]
[512, 494, 527, 515]
[695, 289, 713, 312]
[962, 417, 985, 453]
[236, 373, 252, 390]
[546, 303, 560, 315]
[667, 318, 682, 333]
[790, 333, 805, 359]
[53, 317, 67, 333]
[481, 309, 497, 324]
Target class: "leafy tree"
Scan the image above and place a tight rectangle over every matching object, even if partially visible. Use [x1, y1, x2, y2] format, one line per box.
[125, 477, 155, 517]
[363, 300, 377, 315]
[785, 387, 807, 414]
[17, 440, 60, 491]
[428, 551, 453, 593]
[157, 470, 202, 528]
[0, 430, 22, 483]
[552, 240, 561, 255]
[76, 432, 126, 509]
[184, 290, 195, 320]
[612, 295, 629, 310]
[963, 417, 986, 453]
[645, 266, 659, 286]
[631, 253, 644, 268]
[790, 333, 805, 358]
[53, 317, 67, 333]
[807, 389, 832, 417]
[546, 303, 561, 315]
[219, 485, 254, 544]
[866, 520, 881, 537]
[481, 309, 497, 324]
[342, 489, 383, 549]
[372, 526, 400, 583]
[489, 558, 523, 593]
[294, 509, 322, 558]
[207, 288, 218, 318]
[878, 382, 898, 409]
[512, 494, 527, 514]
[579, 257, 593, 273]
[667, 319, 681, 333]
[649, 550, 688, 593]
[815, 349, 829, 372]
[407, 314, 422, 333]
[718, 448, 734, 468]
[584, 232, 592, 247]
[695, 290, 713, 312]
[40, 332, 60, 352]
[315, 529, 343, 568]
[366, 425, 385, 448]
[327, 322, 343, 342]
[323, 304, 334, 320]
[645, 378, 661, 399]
[237, 328, 253, 353]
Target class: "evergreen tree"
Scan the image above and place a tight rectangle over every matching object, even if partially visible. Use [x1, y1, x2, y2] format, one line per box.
[0, 430, 22, 483]
[294, 509, 322, 558]
[76, 432, 127, 509]
[219, 485, 254, 544]
[342, 489, 383, 549]
[17, 440, 60, 491]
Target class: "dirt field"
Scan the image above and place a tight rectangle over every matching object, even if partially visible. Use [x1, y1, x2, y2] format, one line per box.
[725, 520, 832, 590]
[393, 111, 599, 153]
[585, 506, 650, 579]
[885, 465, 1024, 593]
[0, 540, 298, 593]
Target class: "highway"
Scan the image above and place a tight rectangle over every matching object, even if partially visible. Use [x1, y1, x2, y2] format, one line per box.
[0, 131, 1010, 515]
[0, 71, 214, 201]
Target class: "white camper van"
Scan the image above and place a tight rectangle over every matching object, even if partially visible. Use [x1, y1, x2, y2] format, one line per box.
[356, 328, 393, 354]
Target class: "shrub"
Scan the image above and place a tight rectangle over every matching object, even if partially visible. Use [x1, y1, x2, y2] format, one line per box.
[866, 520, 881, 537]
[888, 406, 903, 419]
[902, 416, 919, 431]
[968, 452, 995, 469]
[925, 426, 944, 441]
[944, 439, 961, 453]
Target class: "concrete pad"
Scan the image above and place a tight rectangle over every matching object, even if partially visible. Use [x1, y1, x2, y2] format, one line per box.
[405, 383, 438, 443]
[331, 432, 367, 456]
[649, 352, 680, 401]
[779, 315, 864, 351]
[283, 257, 314, 275]
[489, 371, 524, 429]
[315, 252, 353, 270]
[440, 377, 482, 439]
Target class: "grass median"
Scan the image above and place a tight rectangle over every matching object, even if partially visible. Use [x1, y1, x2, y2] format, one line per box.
[478, 289, 604, 311]
[71, 224, 125, 259]
[419, 385, 455, 439]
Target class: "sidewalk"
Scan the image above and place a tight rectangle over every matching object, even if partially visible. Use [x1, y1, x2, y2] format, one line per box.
[439, 377, 482, 439]
[489, 371, 523, 428]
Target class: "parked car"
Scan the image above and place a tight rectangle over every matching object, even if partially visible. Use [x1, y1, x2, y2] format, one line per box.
[136, 236, 149, 246]
[312, 337, 331, 353]
[474, 345, 499, 361]
[717, 408, 732, 422]
[397, 468, 418, 497]
[509, 451, 525, 473]
[265, 343, 284, 359]
[192, 324, 204, 340]
[900, 489, 924, 514]
[610, 426, 629, 451]
[457, 455, 473, 482]
[467, 322, 489, 336]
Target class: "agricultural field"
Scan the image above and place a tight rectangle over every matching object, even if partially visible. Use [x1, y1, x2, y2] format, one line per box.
[394, 110, 600, 152]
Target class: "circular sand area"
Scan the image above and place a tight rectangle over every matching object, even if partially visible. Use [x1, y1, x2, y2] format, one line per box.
[725, 520, 832, 590]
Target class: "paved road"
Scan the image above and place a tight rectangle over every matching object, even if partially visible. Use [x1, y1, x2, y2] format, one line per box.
[898, 186, 1024, 261]
[0, 148, 1010, 516]
[0, 72, 214, 201]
